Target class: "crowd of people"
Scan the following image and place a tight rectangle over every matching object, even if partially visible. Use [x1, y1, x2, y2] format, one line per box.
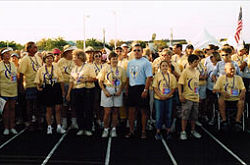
[0, 41, 248, 140]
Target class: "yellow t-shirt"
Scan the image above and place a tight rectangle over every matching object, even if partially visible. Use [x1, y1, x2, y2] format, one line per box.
[98, 65, 127, 88]
[57, 58, 74, 83]
[231, 54, 247, 66]
[18, 55, 42, 88]
[34, 64, 63, 85]
[197, 62, 207, 86]
[171, 54, 183, 63]
[93, 63, 109, 77]
[118, 58, 129, 72]
[0, 61, 18, 97]
[213, 75, 245, 101]
[177, 55, 189, 72]
[70, 63, 96, 89]
[152, 71, 177, 100]
[178, 67, 200, 102]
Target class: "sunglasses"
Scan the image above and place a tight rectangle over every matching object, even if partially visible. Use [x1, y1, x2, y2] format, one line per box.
[94, 55, 102, 58]
[133, 49, 141, 52]
[221, 54, 229, 57]
[54, 53, 60, 56]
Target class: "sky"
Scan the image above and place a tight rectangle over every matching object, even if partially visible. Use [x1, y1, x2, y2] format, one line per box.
[0, 1, 249, 45]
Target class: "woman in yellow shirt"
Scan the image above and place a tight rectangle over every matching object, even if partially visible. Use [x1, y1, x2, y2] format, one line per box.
[34, 52, 65, 135]
[66, 49, 96, 136]
[152, 60, 177, 140]
[93, 51, 108, 127]
[0, 48, 18, 135]
[98, 52, 127, 138]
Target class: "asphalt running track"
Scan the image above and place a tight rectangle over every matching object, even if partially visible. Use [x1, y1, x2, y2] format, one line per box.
[0, 122, 250, 165]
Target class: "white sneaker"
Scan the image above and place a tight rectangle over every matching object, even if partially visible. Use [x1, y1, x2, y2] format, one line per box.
[102, 129, 109, 138]
[3, 129, 9, 135]
[84, 130, 93, 136]
[10, 128, 18, 134]
[191, 130, 202, 139]
[57, 126, 66, 134]
[180, 131, 187, 140]
[76, 130, 84, 136]
[111, 128, 117, 137]
[47, 126, 53, 135]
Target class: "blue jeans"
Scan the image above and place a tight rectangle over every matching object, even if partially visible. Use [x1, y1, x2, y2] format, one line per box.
[154, 98, 173, 130]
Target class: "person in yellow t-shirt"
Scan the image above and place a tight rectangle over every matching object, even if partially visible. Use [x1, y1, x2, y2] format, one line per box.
[18, 42, 42, 130]
[152, 60, 177, 140]
[56, 45, 77, 130]
[0, 48, 18, 135]
[93, 51, 108, 128]
[231, 46, 247, 67]
[34, 52, 65, 135]
[213, 63, 245, 131]
[66, 49, 96, 136]
[178, 55, 202, 140]
[116, 46, 129, 122]
[99, 52, 127, 138]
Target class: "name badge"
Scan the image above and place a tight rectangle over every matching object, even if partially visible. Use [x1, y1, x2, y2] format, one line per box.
[11, 75, 17, 82]
[52, 78, 57, 83]
[163, 88, 170, 95]
[231, 89, 239, 96]
[113, 79, 120, 86]
[194, 87, 199, 94]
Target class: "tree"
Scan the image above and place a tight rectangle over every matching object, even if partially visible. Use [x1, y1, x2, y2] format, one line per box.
[109, 39, 124, 50]
[36, 37, 68, 51]
[153, 40, 168, 49]
[0, 41, 24, 50]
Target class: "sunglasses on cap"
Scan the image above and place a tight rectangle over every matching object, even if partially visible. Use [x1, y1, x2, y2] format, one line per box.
[133, 49, 141, 52]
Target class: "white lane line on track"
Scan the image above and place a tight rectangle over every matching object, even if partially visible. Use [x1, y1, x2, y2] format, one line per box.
[105, 136, 112, 165]
[41, 132, 68, 165]
[161, 138, 178, 165]
[199, 126, 247, 165]
[0, 128, 27, 150]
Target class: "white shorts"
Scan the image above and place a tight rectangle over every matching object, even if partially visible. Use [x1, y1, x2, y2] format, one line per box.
[100, 87, 123, 108]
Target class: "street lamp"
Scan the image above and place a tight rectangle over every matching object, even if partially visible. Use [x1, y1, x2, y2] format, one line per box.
[112, 11, 117, 49]
[83, 14, 90, 50]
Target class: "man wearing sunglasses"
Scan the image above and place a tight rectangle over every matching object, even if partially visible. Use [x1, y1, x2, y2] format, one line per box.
[126, 43, 152, 139]
[212, 46, 242, 83]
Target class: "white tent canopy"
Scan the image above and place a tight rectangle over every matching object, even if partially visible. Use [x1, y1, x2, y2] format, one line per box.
[189, 28, 222, 49]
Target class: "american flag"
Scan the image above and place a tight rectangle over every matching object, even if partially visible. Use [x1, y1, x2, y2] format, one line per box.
[234, 7, 242, 44]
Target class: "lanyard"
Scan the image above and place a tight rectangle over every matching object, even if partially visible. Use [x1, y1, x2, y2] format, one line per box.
[236, 55, 243, 64]
[161, 71, 170, 88]
[4, 62, 11, 79]
[94, 63, 102, 73]
[43, 65, 54, 85]
[110, 66, 119, 90]
[29, 56, 40, 72]
[198, 63, 204, 74]
[226, 76, 235, 89]
[75, 64, 85, 80]
[110, 66, 119, 79]
[64, 62, 73, 75]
